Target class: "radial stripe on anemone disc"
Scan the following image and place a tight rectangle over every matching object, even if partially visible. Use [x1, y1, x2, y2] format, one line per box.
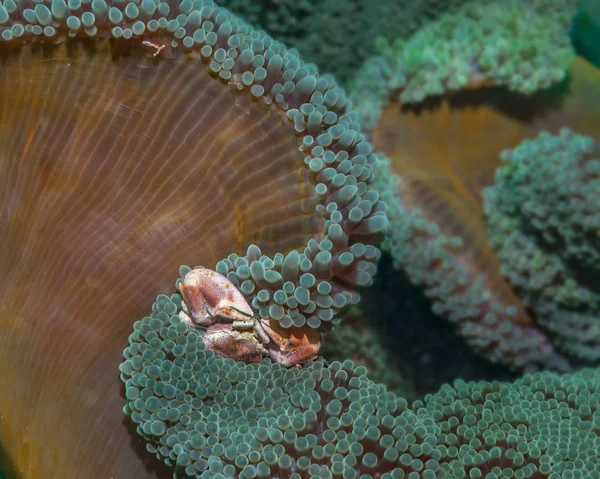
[0, 1, 388, 477]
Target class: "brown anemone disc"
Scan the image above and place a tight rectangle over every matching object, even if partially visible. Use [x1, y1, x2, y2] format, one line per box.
[0, 39, 320, 478]
[374, 56, 600, 200]
[372, 56, 600, 365]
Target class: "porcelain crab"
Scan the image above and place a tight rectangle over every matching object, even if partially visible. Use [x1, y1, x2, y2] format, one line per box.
[178, 268, 321, 366]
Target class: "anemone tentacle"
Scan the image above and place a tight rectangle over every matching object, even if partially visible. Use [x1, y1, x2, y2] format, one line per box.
[345, 0, 600, 372]
[121, 291, 600, 478]
[349, 0, 578, 131]
[483, 129, 600, 362]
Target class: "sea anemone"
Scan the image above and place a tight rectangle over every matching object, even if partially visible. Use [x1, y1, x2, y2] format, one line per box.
[483, 128, 600, 363]
[372, 154, 569, 372]
[349, 0, 578, 130]
[216, 0, 477, 85]
[0, 0, 386, 476]
[346, 0, 600, 372]
[120, 290, 411, 477]
[121, 290, 600, 477]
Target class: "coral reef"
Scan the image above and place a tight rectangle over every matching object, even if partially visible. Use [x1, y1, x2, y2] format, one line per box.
[483, 129, 600, 363]
[0, 0, 386, 476]
[1, 0, 598, 476]
[122, 291, 600, 477]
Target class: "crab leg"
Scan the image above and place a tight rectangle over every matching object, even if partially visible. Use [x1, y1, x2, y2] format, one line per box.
[214, 305, 255, 322]
[214, 305, 272, 345]
[231, 320, 254, 329]
[252, 320, 272, 345]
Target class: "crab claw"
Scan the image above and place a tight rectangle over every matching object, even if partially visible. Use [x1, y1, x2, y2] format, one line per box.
[179, 267, 323, 367]
[180, 268, 254, 327]
[262, 319, 322, 367]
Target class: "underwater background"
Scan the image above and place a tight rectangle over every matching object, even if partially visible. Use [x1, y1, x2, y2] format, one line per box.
[1, 0, 600, 477]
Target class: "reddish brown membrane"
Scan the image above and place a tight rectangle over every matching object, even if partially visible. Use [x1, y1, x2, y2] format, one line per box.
[374, 57, 600, 197]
